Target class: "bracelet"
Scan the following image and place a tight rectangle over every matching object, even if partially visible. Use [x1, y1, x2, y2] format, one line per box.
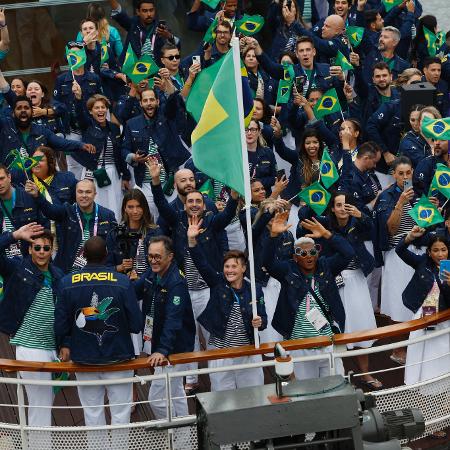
[0, 24, 6, 29]
[46, 108, 50, 115]
[184, 82, 192, 87]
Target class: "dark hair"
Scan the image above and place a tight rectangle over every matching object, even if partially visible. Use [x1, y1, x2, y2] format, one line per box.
[26, 80, 50, 108]
[427, 235, 450, 254]
[86, 3, 106, 21]
[372, 61, 391, 74]
[365, 9, 379, 26]
[342, 118, 363, 144]
[253, 97, 272, 124]
[356, 141, 379, 159]
[423, 56, 442, 69]
[223, 250, 247, 266]
[161, 42, 179, 56]
[13, 96, 32, 109]
[409, 104, 425, 115]
[412, 15, 438, 60]
[86, 94, 111, 111]
[135, 0, 156, 9]
[83, 236, 107, 263]
[121, 188, 155, 230]
[149, 235, 173, 254]
[33, 146, 57, 176]
[0, 164, 10, 175]
[33, 229, 54, 246]
[278, 50, 298, 65]
[80, 17, 98, 29]
[296, 36, 315, 50]
[328, 191, 355, 230]
[299, 128, 324, 186]
[186, 190, 205, 202]
[307, 87, 325, 98]
[215, 20, 232, 34]
[392, 156, 413, 171]
[10, 77, 28, 93]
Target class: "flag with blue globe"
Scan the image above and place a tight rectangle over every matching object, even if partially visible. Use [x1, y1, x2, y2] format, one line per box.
[319, 148, 339, 189]
[313, 88, 341, 119]
[428, 163, 450, 199]
[298, 181, 331, 215]
[422, 117, 450, 140]
[409, 195, 444, 228]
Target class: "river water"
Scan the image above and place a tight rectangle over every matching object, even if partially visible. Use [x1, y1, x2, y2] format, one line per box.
[422, 0, 450, 35]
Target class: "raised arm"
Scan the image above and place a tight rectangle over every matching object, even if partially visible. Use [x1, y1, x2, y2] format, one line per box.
[395, 226, 427, 269]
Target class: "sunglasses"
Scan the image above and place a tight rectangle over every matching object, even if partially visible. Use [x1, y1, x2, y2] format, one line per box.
[164, 55, 181, 61]
[294, 244, 321, 257]
[33, 245, 52, 252]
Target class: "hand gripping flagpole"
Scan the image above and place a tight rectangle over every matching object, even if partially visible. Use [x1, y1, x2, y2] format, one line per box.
[231, 36, 260, 349]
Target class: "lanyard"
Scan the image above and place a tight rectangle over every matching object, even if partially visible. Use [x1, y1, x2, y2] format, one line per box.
[75, 203, 98, 237]
[305, 277, 315, 313]
[1, 189, 16, 230]
[231, 288, 241, 305]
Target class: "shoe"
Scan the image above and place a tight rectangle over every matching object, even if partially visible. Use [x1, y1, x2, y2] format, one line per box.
[390, 354, 406, 365]
[431, 431, 447, 439]
[184, 383, 199, 396]
[361, 378, 383, 390]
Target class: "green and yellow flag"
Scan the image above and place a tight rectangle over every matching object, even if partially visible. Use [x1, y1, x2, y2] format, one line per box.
[319, 148, 339, 189]
[346, 26, 364, 48]
[122, 43, 138, 74]
[335, 51, 353, 71]
[235, 14, 265, 36]
[408, 195, 444, 228]
[7, 150, 42, 172]
[100, 39, 109, 65]
[429, 163, 450, 199]
[201, 0, 221, 8]
[199, 179, 214, 199]
[298, 182, 331, 216]
[423, 26, 437, 57]
[124, 54, 159, 84]
[421, 117, 450, 140]
[204, 18, 218, 44]
[276, 62, 295, 104]
[191, 48, 245, 195]
[313, 88, 341, 119]
[65, 46, 86, 71]
[382, 0, 403, 12]
[436, 30, 445, 50]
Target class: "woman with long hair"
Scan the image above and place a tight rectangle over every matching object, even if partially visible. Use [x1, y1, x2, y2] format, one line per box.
[252, 98, 275, 148]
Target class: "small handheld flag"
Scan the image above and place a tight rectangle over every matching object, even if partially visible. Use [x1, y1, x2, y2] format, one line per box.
[122, 43, 138, 75]
[382, 0, 403, 12]
[428, 163, 450, 199]
[124, 54, 159, 84]
[346, 26, 364, 48]
[423, 27, 437, 57]
[204, 18, 218, 44]
[235, 14, 265, 36]
[100, 39, 109, 65]
[319, 148, 339, 189]
[199, 179, 214, 199]
[313, 88, 341, 119]
[298, 182, 331, 216]
[421, 117, 450, 141]
[408, 195, 444, 228]
[65, 46, 87, 71]
[335, 51, 353, 71]
[276, 62, 295, 104]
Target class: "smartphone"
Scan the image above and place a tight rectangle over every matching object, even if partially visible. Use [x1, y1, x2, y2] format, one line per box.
[403, 179, 413, 191]
[439, 260, 450, 281]
[276, 169, 286, 180]
[158, 20, 167, 28]
[295, 76, 305, 92]
[203, 42, 211, 51]
[192, 55, 201, 65]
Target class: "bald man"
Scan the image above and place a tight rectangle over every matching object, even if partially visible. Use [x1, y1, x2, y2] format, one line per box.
[28, 178, 117, 273]
[292, 12, 350, 64]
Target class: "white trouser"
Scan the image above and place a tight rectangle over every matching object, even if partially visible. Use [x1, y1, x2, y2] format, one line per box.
[16, 346, 57, 450]
[364, 241, 381, 311]
[149, 364, 189, 420]
[225, 220, 246, 252]
[76, 370, 133, 450]
[291, 346, 343, 380]
[65, 132, 83, 180]
[260, 277, 282, 345]
[186, 288, 210, 385]
[375, 171, 394, 191]
[207, 352, 264, 392]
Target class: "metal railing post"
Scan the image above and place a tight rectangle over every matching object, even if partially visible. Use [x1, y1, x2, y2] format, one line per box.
[16, 379, 28, 450]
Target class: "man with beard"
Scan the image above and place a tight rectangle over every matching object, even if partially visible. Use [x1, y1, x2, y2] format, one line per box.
[362, 26, 410, 85]
[122, 88, 190, 221]
[187, 0, 240, 32]
[355, 62, 400, 125]
[0, 96, 95, 165]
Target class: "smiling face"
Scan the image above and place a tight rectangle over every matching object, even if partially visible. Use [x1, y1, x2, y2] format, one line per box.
[378, 29, 397, 52]
[251, 180, 266, 203]
[89, 99, 108, 125]
[185, 191, 205, 217]
[26, 82, 45, 107]
[245, 120, 261, 146]
[140, 89, 159, 119]
[215, 24, 232, 46]
[148, 241, 173, 275]
[76, 180, 96, 210]
[334, 0, 349, 18]
[244, 49, 258, 70]
[29, 237, 53, 269]
[175, 169, 195, 196]
[303, 136, 320, 160]
[31, 149, 49, 179]
[161, 48, 181, 73]
[252, 99, 264, 120]
[11, 79, 26, 96]
[428, 240, 449, 267]
[223, 256, 246, 285]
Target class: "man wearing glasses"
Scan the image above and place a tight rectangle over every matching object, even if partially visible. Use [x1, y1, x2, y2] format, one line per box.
[264, 211, 354, 380]
[0, 225, 64, 433]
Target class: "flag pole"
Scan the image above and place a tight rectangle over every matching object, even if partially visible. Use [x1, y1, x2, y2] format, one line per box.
[231, 36, 260, 349]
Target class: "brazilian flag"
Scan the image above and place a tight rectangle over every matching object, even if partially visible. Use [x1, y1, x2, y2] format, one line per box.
[235, 14, 265, 36]
[100, 39, 109, 65]
[298, 182, 331, 216]
[421, 117, 450, 140]
[346, 26, 364, 48]
[199, 179, 214, 199]
[408, 195, 444, 228]
[428, 163, 450, 199]
[204, 18, 218, 44]
[313, 88, 341, 119]
[276, 62, 295, 104]
[122, 43, 137, 75]
[241, 64, 254, 127]
[201, 0, 221, 7]
[125, 54, 159, 84]
[319, 148, 339, 189]
[382, 0, 403, 12]
[423, 26, 437, 57]
[335, 51, 353, 72]
[436, 30, 445, 49]
[7, 150, 42, 172]
[65, 46, 87, 71]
